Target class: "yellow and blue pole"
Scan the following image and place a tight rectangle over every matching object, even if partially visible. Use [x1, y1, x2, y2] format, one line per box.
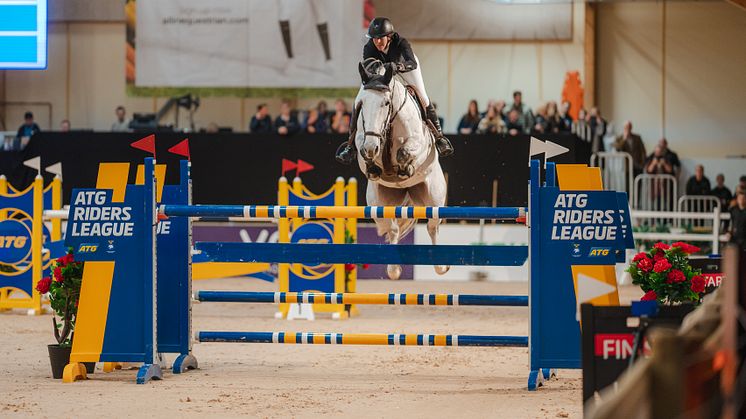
[195, 291, 528, 306]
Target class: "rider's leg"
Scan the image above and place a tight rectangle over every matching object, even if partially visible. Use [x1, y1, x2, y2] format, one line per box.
[399, 55, 453, 157]
[336, 86, 364, 165]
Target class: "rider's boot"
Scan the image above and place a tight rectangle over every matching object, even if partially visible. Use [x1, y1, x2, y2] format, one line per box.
[425, 104, 454, 157]
[335, 142, 356, 165]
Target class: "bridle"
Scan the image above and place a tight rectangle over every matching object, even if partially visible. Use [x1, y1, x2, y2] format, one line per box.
[358, 80, 408, 161]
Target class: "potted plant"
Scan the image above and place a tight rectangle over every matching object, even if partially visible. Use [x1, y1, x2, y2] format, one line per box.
[35, 249, 90, 378]
[627, 241, 707, 305]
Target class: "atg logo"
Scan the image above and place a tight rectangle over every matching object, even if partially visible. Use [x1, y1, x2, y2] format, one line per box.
[78, 243, 99, 253]
[588, 247, 611, 257]
[571, 243, 582, 258]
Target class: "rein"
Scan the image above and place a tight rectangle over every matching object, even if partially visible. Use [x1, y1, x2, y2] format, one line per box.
[359, 81, 408, 156]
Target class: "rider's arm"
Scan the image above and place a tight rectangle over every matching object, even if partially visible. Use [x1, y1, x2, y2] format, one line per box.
[396, 37, 418, 72]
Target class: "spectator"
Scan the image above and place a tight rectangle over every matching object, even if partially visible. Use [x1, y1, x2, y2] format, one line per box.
[532, 103, 547, 134]
[506, 109, 523, 136]
[728, 190, 746, 249]
[558, 101, 573, 132]
[685, 164, 711, 196]
[316, 100, 330, 127]
[657, 138, 681, 177]
[17, 111, 41, 142]
[587, 106, 606, 152]
[250, 104, 273, 133]
[614, 121, 647, 176]
[544, 101, 563, 133]
[495, 100, 507, 124]
[457, 100, 480, 134]
[711, 174, 733, 209]
[330, 99, 351, 134]
[481, 100, 497, 118]
[645, 145, 675, 176]
[302, 108, 329, 133]
[60, 120, 71, 132]
[275, 101, 300, 136]
[111, 106, 130, 132]
[731, 176, 746, 208]
[508, 90, 533, 133]
[573, 108, 589, 138]
[477, 104, 506, 134]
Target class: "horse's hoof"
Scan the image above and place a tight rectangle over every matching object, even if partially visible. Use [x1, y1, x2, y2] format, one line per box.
[397, 164, 414, 179]
[387, 264, 402, 280]
[434, 265, 450, 275]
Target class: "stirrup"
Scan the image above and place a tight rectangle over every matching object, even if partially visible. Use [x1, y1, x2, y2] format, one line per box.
[335, 143, 356, 165]
[435, 136, 454, 157]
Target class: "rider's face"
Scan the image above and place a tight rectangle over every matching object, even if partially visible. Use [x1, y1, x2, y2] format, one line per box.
[373, 36, 390, 51]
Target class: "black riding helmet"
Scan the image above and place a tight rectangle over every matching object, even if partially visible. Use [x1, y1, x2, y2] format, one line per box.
[367, 17, 394, 39]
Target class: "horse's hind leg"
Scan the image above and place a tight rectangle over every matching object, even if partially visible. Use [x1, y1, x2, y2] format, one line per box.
[409, 170, 450, 275]
[367, 183, 407, 280]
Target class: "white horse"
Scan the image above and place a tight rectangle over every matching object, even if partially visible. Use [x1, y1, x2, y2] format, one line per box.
[353, 61, 449, 279]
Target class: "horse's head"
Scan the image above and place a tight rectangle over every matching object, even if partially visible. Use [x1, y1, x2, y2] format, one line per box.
[356, 61, 395, 163]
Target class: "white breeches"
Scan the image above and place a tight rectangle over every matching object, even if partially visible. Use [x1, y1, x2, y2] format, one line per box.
[399, 54, 430, 107]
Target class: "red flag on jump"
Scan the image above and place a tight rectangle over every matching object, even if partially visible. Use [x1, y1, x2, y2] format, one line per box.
[296, 159, 314, 175]
[281, 159, 297, 176]
[130, 134, 156, 157]
[168, 138, 190, 160]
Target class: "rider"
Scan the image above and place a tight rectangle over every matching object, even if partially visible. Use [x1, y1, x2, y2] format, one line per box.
[336, 17, 454, 164]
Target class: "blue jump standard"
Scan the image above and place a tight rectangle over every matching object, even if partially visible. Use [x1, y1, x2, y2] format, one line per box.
[194, 243, 529, 266]
[194, 291, 529, 307]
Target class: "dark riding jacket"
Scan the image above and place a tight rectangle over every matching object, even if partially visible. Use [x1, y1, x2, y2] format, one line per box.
[363, 33, 417, 73]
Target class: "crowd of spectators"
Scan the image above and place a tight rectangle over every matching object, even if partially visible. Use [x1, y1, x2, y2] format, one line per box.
[250, 99, 351, 135]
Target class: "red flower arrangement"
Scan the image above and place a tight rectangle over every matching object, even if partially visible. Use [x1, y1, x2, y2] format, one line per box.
[35, 249, 84, 346]
[627, 241, 704, 305]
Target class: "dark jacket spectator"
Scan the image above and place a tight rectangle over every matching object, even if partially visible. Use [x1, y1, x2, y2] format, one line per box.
[587, 107, 606, 153]
[17, 111, 41, 140]
[558, 101, 573, 132]
[508, 90, 533, 134]
[729, 191, 746, 249]
[275, 102, 300, 136]
[458, 100, 481, 134]
[506, 110, 523, 136]
[302, 108, 329, 134]
[657, 138, 681, 177]
[685, 165, 711, 196]
[614, 121, 647, 176]
[250, 104, 273, 133]
[645, 145, 675, 176]
[711, 174, 733, 209]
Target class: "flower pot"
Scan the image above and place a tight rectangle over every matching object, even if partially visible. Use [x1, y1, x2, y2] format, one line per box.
[47, 344, 72, 379]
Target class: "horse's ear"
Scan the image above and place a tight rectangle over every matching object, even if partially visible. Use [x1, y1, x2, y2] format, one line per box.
[358, 62, 369, 84]
[381, 64, 393, 86]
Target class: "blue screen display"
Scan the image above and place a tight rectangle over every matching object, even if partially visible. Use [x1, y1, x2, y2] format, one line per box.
[0, 0, 47, 69]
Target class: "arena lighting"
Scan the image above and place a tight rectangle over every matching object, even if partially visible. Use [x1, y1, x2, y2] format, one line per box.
[0, 0, 48, 70]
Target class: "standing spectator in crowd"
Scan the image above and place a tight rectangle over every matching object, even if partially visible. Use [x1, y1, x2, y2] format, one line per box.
[111, 106, 130, 132]
[330, 99, 351, 134]
[316, 100, 330, 125]
[645, 145, 675, 176]
[477, 104, 506, 134]
[458, 100, 480, 134]
[60, 120, 71, 132]
[13, 112, 41, 150]
[302, 107, 329, 133]
[275, 101, 300, 136]
[711, 174, 733, 209]
[559, 101, 573, 132]
[727, 190, 746, 249]
[508, 90, 533, 134]
[686, 164, 711, 196]
[506, 109, 523, 136]
[657, 138, 681, 177]
[614, 121, 647, 177]
[250, 104, 273, 133]
[587, 106, 606, 152]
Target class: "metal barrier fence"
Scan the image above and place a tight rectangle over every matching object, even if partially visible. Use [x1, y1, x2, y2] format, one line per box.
[591, 152, 634, 205]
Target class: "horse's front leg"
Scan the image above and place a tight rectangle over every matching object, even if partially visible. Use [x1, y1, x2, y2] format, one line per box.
[409, 169, 450, 275]
[368, 183, 407, 280]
